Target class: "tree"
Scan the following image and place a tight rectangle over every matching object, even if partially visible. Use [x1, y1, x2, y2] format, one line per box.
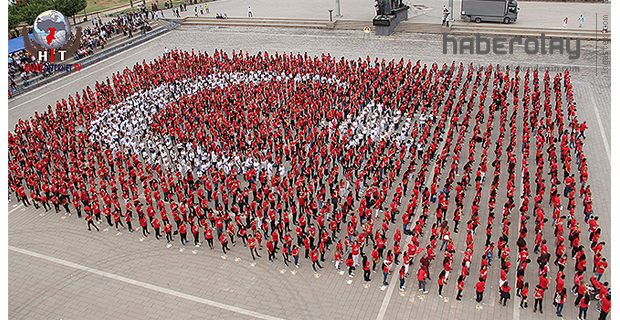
[8, 4, 24, 31]
[8, 0, 87, 27]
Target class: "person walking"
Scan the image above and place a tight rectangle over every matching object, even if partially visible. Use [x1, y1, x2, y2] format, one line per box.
[563, 16, 568, 28]
[86, 214, 99, 231]
[578, 14, 585, 28]
[247, 5, 253, 17]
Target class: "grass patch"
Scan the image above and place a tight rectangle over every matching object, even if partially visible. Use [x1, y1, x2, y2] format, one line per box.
[87, 0, 193, 14]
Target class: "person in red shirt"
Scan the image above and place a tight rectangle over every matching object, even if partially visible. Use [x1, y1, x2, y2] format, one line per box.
[219, 232, 230, 254]
[399, 265, 406, 291]
[417, 267, 428, 293]
[345, 253, 355, 277]
[179, 222, 188, 246]
[247, 234, 260, 260]
[204, 226, 214, 249]
[520, 282, 529, 308]
[139, 216, 150, 237]
[266, 240, 276, 261]
[437, 270, 447, 297]
[192, 223, 200, 246]
[152, 218, 161, 240]
[575, 280, 587, 306]
[533, 284, 544, 314]
[475, 278, 485, 303]
[362, 254, 371, 282]
[555, 288, 567, 317]
[455, 275, 464, 301]
[292, 245, 300, 268]
[113, 211, 124, 230]
[164, 222, 173, 243]
[499, 282, 511, 306]
[310, 248, 322, 272]
[578, 293, 591, 320]
[125, 213, 133, 232]
[85, 214, 99, 232]
[599, 292, 611, 320]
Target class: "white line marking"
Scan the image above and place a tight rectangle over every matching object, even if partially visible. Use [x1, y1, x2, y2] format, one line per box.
[8, 204, 24, 214]
[588, 84, 611, 163]
[9, 246, 285, 320]
[8, 35, 164, 111]
[376, 272, 398, 320]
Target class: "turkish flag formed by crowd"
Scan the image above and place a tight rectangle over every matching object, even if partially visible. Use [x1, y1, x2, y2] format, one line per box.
[7, 49, 609, 317]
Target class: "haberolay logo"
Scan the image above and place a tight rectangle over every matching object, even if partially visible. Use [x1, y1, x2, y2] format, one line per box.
[443, 33, 581, 60]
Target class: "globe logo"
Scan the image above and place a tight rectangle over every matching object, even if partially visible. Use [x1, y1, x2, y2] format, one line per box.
[32, 10, 72, 50]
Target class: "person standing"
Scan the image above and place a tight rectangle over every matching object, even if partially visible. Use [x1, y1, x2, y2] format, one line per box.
[140, 216, 150, 237]
[555, 288, 567, 317]
[179, 222, 188, 245]
[346, 253, 355, 277]
[311, 248, 323, 272]
[475, 278, 485, 303]
[399, 266, 407, 291]
[152, 218, 161, 240]
[362, 255, 371, 282]
[456, 275, 464, 301]
[383, 261, 391, 286]
[220, 232, 230, 254]
[520, 282, 529, 308]
[438, 270, 447, 297]
[417, 267, 427, 292]
[578, 294, 590, 320]
[204, 226, 214, 249]
[248, 234, 260, 260]
[563, 16, 569, 28]
[247, 5, 253, 17]
[578, 14, 585, 28]
[125, 213, 134, 232]
[292, 245, 300, 268]
[113, 211, 124, 230]
[599, 293, 611, 320]
[533, 284, 544, 314]
[499, 282, 511, 306]
[164, 222, 173, 243]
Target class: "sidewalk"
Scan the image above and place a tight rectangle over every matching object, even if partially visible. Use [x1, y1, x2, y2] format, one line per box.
[166, 0, 610, 31]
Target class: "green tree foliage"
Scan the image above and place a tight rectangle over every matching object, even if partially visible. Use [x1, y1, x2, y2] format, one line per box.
[8, 0, 87, 29]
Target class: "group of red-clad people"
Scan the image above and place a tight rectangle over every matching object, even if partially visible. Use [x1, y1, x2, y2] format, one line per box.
[8, 49, 609, 319]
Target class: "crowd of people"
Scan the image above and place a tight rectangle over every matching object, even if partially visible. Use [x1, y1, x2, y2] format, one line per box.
[8, 49, 610, 319]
